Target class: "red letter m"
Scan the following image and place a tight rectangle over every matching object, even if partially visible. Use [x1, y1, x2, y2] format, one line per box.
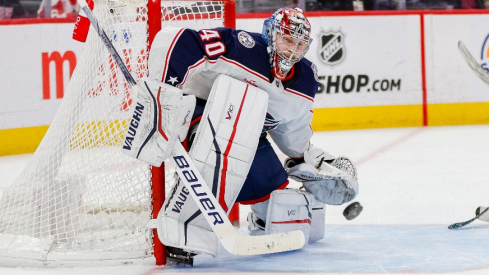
[42, 51, 77, 100]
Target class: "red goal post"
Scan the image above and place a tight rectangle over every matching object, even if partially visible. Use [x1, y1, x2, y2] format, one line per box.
[147, 0, 237, 265]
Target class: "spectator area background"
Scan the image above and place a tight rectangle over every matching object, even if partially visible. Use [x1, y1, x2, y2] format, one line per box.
[1, 0, 489, 19]
[1, 9, 489, 156]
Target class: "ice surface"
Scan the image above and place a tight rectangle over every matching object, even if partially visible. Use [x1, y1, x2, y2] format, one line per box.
[1, 125, 489, 274]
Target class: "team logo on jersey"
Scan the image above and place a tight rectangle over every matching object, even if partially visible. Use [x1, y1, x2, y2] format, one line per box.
[318, 30, 346, 66]
[263, 113, 280, 132]
[238, 31, 255, 49]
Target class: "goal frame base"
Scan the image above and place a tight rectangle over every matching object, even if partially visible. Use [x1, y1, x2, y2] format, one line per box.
[0, 254, 156, 268]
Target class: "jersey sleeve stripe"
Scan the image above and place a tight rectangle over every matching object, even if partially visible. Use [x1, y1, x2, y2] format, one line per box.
[179, 57, 218, 87]
[284, 88, 314, 102]
[160, 28, 185, 83]
[219, 56, 268, 82]
[179, 57, 206, 87]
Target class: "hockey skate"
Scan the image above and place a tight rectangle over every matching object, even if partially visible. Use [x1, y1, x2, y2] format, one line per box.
[247, 212, 266, 232]
[166, 246, 197, 266]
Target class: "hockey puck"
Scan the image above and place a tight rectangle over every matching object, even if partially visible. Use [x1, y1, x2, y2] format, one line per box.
[343, 202, 363, 220]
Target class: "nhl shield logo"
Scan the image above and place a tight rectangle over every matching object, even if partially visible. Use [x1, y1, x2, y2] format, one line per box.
[318, 31, 345, 66]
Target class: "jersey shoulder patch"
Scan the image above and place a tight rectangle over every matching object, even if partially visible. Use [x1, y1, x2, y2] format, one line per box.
[310, 62, 319, 82]
[291, 58, 319, 99]
[237, 31, 256, 48]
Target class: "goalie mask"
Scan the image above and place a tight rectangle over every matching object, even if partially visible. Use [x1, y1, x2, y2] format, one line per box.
[262, 7, 312, 80]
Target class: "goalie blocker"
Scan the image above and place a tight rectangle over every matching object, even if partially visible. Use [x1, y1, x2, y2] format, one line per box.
[121, 78, 195, 167]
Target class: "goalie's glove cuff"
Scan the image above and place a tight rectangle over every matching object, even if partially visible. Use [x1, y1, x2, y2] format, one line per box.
[284, 157, 304, 169]
[304, 144, 336, 169]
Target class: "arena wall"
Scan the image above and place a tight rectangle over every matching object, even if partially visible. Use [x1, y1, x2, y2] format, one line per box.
[1, 10, 489, 155]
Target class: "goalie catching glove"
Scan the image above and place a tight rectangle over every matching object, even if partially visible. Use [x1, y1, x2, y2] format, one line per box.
[121, 78, 195, 166]
[286, 145, 359, 205]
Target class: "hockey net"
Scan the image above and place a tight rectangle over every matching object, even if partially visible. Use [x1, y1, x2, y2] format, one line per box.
[0, 0, 235, 266]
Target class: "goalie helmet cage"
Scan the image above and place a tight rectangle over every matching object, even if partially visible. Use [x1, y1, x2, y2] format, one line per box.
[0, 0, 235, 267]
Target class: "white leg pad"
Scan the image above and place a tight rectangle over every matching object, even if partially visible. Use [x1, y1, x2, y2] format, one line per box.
[190, 74, 269, 209]
[265, 189, 315, 243]
[158, 74, 269, 255]
[158, 180, 219, 256]
[309, 201, 325, 243]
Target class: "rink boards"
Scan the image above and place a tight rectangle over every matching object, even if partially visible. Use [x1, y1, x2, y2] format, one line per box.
[2, 10, 489, 155]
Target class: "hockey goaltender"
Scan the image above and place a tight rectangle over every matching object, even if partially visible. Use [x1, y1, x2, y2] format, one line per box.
[121, 7, 360, 266]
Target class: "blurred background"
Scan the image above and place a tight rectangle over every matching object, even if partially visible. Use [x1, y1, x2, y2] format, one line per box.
[1, 0, 488, 19]
[2, 0, 489, 272]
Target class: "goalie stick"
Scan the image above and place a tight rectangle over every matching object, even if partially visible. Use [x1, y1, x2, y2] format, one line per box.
[76, 0, 305, 255]
[458, 40, 489, 86]
[448, 207, 489, 230]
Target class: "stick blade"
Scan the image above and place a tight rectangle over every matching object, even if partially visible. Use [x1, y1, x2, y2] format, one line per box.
[216, 227, 305, 256]
[448, 206, 489, 230]
[448, 217, 476, 230]
[448, 222, 466, 230]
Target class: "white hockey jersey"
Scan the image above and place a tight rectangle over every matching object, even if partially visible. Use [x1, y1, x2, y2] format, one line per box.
[148, 26, 319, 158]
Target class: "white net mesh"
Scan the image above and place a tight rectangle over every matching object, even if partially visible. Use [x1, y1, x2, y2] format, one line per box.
[0, 0, 228, 264]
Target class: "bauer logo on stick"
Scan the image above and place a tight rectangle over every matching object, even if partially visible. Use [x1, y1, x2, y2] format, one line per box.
[173, 155, 225, 225]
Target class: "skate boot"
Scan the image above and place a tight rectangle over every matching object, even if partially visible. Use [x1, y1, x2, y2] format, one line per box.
[166, 246, 197, 266]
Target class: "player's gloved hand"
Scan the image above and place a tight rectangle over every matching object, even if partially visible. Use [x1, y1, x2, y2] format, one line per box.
[303, 144, 336, 169]
[285, 145, 359, 205]
[283, 157, 304, 169]
[283, 144, 335, 169]
[121, 78, 195, 166]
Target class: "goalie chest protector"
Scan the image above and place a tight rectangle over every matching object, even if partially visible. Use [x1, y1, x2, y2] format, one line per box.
[149, 26, 319, 157]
